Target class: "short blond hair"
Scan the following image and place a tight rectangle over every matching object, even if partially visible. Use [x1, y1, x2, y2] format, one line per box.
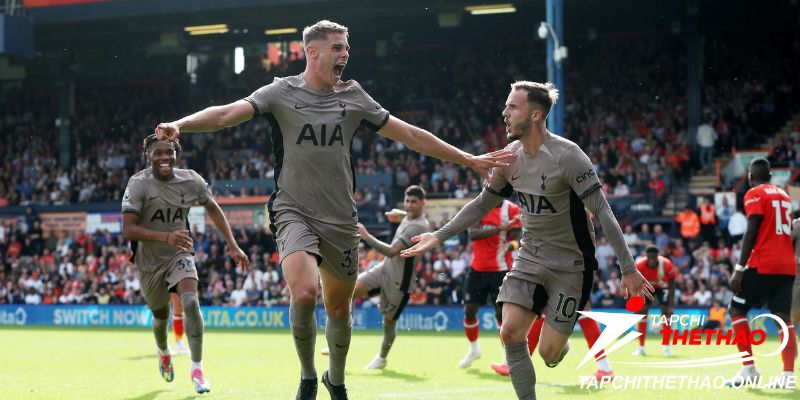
[302, 20, 349, 48]
[511, 81, 559, 116]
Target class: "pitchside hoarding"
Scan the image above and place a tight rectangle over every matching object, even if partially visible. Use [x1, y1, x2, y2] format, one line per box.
[0, 305, 779, 334]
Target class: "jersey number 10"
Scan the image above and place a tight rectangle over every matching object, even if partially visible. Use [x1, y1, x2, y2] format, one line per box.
[771, 200, 792, 235]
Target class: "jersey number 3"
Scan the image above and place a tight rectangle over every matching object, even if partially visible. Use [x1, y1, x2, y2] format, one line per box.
[771, 200, 792, 235]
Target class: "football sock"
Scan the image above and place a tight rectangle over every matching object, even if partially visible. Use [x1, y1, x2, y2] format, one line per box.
[731, 315, 754, 366]
[464, 318, 480, 344]
[152, 317, 169, 353]
[527, 318, 544, 355]
[181, 292, 204, 363]
[380, 322, 396, 359]
[173, 313, 184, 341]
[506, 341, 537, 400]
[290, 303, 318, 380]
[780, 325, 796, 373]
[326, 314, 352, 386]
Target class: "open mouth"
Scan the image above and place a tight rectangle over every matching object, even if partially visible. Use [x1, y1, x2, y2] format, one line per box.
[158, 162, 172, 173]
[333, 63, 346, 78]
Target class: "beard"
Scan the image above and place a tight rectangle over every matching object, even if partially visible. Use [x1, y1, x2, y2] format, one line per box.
[506, 119, 531, 141]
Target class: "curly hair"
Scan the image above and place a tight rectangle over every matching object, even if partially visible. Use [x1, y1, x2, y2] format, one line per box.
[142, 133, 181, 157]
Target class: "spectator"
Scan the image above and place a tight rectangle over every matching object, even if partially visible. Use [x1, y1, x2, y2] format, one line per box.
[675, 207, 700, 242]
[728, 207, 747, 243]
[702, 298, 728, 330]
[716, 196, 735, 245]
[697, 117, 718, 172]
[698, 197, 717, 244]
[693, 282, 713, 306]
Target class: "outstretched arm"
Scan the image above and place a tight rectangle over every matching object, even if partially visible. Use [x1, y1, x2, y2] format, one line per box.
[204, 198, 250, 271]
[581, 189, 654, 299]
[359, 223, 405, 257]
[401, 188, 504, 257]
[378, 116, 512, 180]
[156, 100, 255, 140]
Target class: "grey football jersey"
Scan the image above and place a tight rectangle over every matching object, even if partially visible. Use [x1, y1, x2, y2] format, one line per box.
[486, 135, 601, 273]
[384, 215, 431, 293]
[245, 74, 390, 227]
[122, 168, 211, 272]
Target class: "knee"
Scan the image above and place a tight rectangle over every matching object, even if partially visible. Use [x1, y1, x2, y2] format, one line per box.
[538, 343, 561, 365]
[326, 302, 351, 320]
[290, 284, 318, 306]
[464, 306, 478, 322]
[180, 293, 200, 314]
[499, 324, 525, 345]
[152, 305, 170, 320]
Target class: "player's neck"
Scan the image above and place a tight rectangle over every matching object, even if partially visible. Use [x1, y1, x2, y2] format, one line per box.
[302, 68, 333, 92]
[520, 127, 549, 155]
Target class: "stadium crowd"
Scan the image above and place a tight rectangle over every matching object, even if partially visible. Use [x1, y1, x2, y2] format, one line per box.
[7, 35, 795, 208]
[0, 198, 757, 314]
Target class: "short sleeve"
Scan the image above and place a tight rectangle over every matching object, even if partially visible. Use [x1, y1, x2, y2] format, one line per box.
[244, 80, 281, 116]
[122, 178, 144, 214]
[353, 82, 390, 131]
[486, 167, 513, 198]
[191, 170, 212, 205]
[560, 146, 601, 199]
[743, 189, 763, 217]
[395, 223, 428, 248]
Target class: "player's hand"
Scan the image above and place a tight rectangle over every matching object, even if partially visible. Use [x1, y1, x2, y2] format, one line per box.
[499, 215, 521, 231]
[400, 232, 441, 258]
[467, 149, 515, 182]
[155, 122, 180, 142]
[230, 244, 250, 272]
[384, 209, 407, 224]
[621, 270, 655, 300]
[167, 229, 193, 252]
[730, 270, 743, 294]
[357, 222, 369, 238]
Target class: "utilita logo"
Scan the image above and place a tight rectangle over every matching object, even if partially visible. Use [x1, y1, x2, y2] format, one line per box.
[577, 298, 789, 369]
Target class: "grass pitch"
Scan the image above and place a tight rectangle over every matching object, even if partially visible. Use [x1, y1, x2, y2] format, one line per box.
[0, 326, 795, 399]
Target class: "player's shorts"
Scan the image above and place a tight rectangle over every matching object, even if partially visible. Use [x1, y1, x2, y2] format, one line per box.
[645, 287, 671, 307]
[138, 255, 198, 310]
[496, 259, 593, 336]
[272, 210, 360, 282]
[358, 263, 410, 321]
[730, 268, 794, 314]
[791, 274, 800, 312]
[463, 268, 506, 305]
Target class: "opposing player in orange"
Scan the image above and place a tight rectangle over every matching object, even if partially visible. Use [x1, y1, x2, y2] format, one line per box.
[726, 158, 796, 388]
[170, 293, 189, 355]
[459, 200, 521, 368]
[631, 245, 677, 357]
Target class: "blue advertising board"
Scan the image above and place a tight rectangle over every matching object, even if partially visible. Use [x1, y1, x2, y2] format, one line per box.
[0, 305, 780, 335]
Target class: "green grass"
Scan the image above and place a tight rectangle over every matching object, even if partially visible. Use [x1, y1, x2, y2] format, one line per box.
[0, 326, 795, 399]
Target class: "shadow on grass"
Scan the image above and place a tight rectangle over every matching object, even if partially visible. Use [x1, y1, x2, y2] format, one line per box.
[746, 389, 798, 399]
[350, 369, 428, 382]
[122, 354, 156, 361]
[465, 367, 510, 383]
[126, 390, 167, 400]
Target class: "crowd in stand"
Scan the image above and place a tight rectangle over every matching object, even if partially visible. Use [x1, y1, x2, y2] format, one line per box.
[2, 34, 795, 213]
[0, 197, 761, 313]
